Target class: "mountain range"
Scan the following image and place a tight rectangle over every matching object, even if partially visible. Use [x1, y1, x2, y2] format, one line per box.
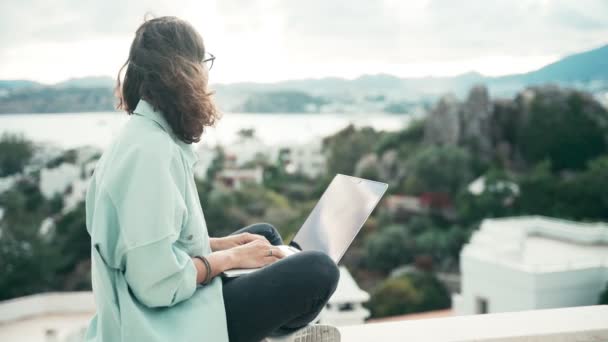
[1, 43, 608, 113]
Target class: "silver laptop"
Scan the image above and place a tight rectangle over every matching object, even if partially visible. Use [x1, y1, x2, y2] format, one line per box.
[222, 174, 388, 278]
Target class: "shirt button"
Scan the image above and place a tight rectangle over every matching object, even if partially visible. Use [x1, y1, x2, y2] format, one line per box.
[187, 234, 193, 240]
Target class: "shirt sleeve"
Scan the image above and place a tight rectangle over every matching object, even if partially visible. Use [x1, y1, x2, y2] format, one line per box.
[122, 236, 197, 308]
[112, 141, 198, 308]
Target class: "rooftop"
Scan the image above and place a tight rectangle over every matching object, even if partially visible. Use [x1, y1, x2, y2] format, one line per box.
[328, 267, 370, 304]
[464, 216, 608, 272]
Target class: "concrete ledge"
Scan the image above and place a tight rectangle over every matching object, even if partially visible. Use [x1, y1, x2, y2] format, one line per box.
[340, 306, 608, 342]
[2, 292, 607, 341]
[0, 292, 94, 323]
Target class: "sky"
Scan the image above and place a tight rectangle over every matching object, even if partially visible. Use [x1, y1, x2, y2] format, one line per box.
[1, 0, 608, 85]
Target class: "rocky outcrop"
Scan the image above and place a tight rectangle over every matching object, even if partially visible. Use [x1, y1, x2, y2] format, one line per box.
[354, 149, 405, 188]
[424, 85, 494, 160]
[424, 94, 461, 146]
[460, 86, 493, 157]
[423, 84, 608, 169]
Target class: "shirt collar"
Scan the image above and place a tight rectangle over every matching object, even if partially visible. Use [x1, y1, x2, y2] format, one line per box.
[132, 98, 199, 168]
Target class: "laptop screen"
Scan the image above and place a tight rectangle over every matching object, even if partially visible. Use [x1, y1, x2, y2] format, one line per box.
[290, 174, 388, 263]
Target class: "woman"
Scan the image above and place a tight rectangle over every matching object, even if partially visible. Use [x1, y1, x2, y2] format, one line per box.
[83, 15, 340, 342]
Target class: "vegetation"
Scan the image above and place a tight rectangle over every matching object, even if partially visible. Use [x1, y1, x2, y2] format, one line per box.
[0, 178, 90, 299]
[515, 91, 607, 171]
[0, 87, 115, 113]
[1, 85, 607, 318]
[323, 125, 381, 175]
[599, 283, 608, 305]
[366, 272, 451, 318]
[403, 145, 473, 196]
[364, 224, 415, 273]
[0, 132, 34, 177]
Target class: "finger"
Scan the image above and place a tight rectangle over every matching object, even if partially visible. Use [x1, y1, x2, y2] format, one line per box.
[253, 239, 271, 246]
[246, 239, 263, 246]
[269, 247, 287, 259]
[243, 233, 267, 244]
[262, 255, 284, 266]
[238, 233, 257, 244]
[259, 247, 281, 260]
[250, 234, 269, 243]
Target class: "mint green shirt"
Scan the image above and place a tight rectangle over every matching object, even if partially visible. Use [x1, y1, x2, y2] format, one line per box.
[83, 98, 229, 342]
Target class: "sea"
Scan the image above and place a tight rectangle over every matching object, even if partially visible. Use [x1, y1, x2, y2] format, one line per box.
[0, 111, 417, 150]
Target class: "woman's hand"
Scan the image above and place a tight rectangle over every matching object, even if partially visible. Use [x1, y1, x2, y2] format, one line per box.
[210, 233, 269, 252]
[226, 239, 287, 269]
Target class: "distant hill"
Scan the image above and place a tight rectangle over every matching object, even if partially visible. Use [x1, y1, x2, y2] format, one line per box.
[238, 90, 328, 113]
[1, 44, 608, 113]
[214, 44, 608, 102]
[54, 76, 115, 89]
[520, 44, 608, 83]
[0, 87, 115, 113]
[0, 80, 42, 90]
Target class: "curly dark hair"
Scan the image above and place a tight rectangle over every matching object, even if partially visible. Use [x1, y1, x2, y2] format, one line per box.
[115, 15, 220, 144]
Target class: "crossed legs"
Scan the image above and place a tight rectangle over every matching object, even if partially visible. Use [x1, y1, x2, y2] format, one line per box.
[221, 223, 340, 342]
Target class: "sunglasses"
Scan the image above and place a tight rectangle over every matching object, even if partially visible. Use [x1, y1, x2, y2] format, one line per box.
[202, 52, 215, 71]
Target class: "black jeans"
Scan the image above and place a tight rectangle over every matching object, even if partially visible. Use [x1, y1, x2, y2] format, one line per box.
[222, 223, 340, 342]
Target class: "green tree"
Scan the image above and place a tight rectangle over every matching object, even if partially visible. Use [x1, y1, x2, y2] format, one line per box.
[0, 132, 34, 177]
[404, 145, 473, 196]
[456, 169, 519, 224]
[364, 224, 415, 273]
[0, 178, 61, 299]
[516, 91, 608, 171]
[323, 125, 380, 176]
[367, 272, 451, 318]
[514, 157, 608, 221]
[513, 161, 560, 217]
[599, 283, 608, 305]
[374, 119, 425, 155]
[558, 155, 608, 220]
[50, 201, 91, 290]
[415, 226, 471, 265]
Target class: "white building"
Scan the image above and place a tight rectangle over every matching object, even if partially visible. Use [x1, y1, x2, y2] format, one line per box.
[453, 216, 608, 315]
[39, 163, 80, 199]
[194, 138, 326, 181]
[193, 144, 217, 180]
[318, 266, 370, 326]
[38, 161, 94, 214]
[193, 137, 279, 181]
[215, 166, 264, 190]
[282, 140, 326, 178]
[467, 176, 520, 196]
[0, 173, 19, 194]
[223, 134, 277, 168]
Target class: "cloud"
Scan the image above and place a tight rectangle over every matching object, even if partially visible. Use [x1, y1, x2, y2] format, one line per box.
[216, 0, 608, 63]
[1, 0, 608, 82]
[0, 0, 191, 48]
[421, 0, 608, 56]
